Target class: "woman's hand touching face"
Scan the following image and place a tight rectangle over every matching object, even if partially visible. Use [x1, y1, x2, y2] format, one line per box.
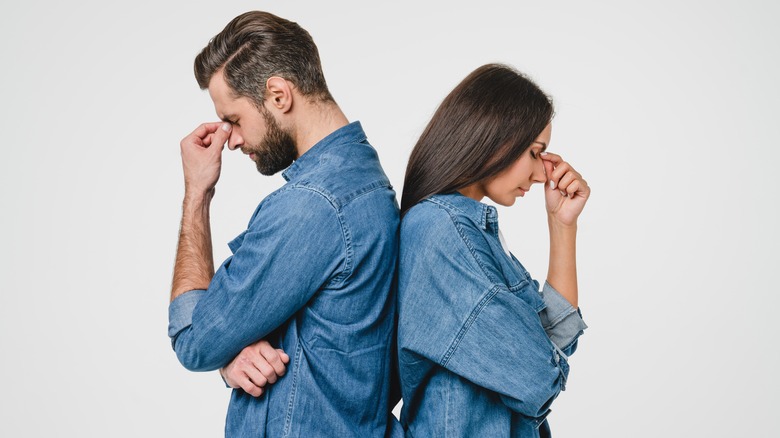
[541, 152, 590, 227]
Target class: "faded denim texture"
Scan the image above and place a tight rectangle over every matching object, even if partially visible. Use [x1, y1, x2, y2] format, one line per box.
[168, 122, 402, 437]
[397, 193, 587, 438]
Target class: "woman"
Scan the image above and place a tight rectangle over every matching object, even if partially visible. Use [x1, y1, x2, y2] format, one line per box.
[397, 64, 590, 437]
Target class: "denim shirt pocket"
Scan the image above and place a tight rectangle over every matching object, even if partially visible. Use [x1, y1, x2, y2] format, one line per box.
[507, 280, 546, 314]
[505, 255, 546, 313]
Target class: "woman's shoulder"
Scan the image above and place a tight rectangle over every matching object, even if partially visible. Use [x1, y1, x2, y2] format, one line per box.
[404, 193, 490, 230]
[401, 194, 496, 255]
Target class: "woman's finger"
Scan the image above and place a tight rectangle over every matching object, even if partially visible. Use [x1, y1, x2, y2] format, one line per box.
[557, 171, 577, 193]
[550, 162, 574, 183]
[565, 179, 581, 197]
[540, 151, 563, 165]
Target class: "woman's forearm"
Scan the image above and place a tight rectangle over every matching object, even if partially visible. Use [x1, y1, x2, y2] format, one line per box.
[546, 217, 578, 308]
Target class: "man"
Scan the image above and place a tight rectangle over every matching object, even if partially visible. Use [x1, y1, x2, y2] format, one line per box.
[167, 11, 400, 437]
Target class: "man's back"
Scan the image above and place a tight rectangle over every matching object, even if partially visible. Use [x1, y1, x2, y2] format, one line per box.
[170, 122, 399, 437]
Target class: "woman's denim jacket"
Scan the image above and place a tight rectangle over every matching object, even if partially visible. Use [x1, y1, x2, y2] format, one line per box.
[397, 193, 587, 437]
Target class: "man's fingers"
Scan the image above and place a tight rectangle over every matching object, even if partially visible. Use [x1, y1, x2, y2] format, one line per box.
[238, 375, 264, 398]
[276, 349, 290, 364]
[191, 122, 223, 140]
[244, 365, 269, 388]
[181, 122, 226, 150]
[259, 342, 287, 376]
[209, 123, 232, 150]
[255, 360, 279, 384]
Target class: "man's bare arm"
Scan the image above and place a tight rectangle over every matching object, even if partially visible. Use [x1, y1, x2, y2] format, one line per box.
[170, 122, 232, 302]
[171, 192, 215, 301]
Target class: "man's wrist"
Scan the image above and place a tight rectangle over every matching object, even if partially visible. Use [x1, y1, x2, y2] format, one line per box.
[183, 187, 215, 209]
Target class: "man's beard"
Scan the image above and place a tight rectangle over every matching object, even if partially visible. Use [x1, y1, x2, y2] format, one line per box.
[250, 108, 297, 176]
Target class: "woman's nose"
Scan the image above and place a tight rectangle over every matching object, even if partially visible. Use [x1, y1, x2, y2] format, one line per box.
[533, 160, 547, 183]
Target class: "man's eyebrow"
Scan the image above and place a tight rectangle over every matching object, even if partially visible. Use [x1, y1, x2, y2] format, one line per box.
[533, 140, 548, 151]
[220, 114, 237, 122]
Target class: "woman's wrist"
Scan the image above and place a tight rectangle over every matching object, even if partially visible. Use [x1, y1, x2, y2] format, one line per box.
[547, 213, 578, 235]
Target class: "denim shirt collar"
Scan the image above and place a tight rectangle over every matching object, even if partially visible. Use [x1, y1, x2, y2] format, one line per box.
[428, 192, 499, 232]
[282, 121, 367, 182]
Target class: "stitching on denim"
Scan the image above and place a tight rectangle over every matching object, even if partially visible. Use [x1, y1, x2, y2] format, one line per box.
[340, 179, 392, 205]
[427, 196, 487, 230]
[545, 306, 576, 329]
[440, 284, 501, 367]
[541, 283, 577, 327]
[445, 371, 453, 436]
[286, 179, 391, 210]
[425, 199, 497, 284]
[452, 215, 501, 285]
[559, 331, 584, 354]
[331, 209, 354, 285]
[283, 341, 304, 437]
[285, 184, 339, 209]
[276, 185, 352, 286]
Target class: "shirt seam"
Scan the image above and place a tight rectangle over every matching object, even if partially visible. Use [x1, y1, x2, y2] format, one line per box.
[290, 184, 355, 285]
[260, 184, 353, 286]
[439, 284, 502, 367]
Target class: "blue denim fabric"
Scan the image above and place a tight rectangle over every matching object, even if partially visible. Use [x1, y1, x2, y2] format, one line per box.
[397, 193, 587, 437]
[168, 122, 403, 437]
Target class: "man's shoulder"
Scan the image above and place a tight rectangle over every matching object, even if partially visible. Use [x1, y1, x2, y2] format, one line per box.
[248, 184, 340, 227]
[290, 152, 394, 210]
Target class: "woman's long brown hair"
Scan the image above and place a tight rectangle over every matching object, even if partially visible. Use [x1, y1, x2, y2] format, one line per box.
[401, 64, 554, 216]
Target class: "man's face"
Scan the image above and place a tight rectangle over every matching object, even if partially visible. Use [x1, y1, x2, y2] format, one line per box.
[208, 70, 297, 175]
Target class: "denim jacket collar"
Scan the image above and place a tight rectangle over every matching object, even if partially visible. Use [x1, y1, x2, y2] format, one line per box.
[428, 192, 499, 232]
[282, 121, 367, 182]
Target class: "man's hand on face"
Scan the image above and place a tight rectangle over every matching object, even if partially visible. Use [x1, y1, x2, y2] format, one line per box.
[220, 340, 290, 397]
[180, 122, 232, 197]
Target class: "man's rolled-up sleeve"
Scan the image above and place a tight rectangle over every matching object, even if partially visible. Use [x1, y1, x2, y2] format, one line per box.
[167, 188, 345, 372]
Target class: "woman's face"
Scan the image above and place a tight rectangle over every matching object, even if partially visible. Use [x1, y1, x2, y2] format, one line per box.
[461, 123, 551, 206]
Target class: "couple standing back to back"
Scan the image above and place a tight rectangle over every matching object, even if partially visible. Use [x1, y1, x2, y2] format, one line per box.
[168, 11, 590, 438]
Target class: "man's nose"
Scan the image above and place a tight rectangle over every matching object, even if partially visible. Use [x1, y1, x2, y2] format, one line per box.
[227, 132, 243, 151]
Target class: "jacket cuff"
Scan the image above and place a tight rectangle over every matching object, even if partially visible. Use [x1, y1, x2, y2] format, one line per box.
[539, 282, 588, 352]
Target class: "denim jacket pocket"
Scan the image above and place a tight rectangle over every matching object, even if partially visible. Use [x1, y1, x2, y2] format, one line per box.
[508, 280, 546, 314]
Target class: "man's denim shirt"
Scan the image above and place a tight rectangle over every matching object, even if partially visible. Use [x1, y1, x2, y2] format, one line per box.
[397, 193, 587, 438]
[168, 122, 401, 437]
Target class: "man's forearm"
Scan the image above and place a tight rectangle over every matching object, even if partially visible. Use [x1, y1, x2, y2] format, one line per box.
[171, 190, 215, 302]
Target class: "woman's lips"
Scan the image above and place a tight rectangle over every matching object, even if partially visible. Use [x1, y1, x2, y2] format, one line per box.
[518, 187, 528, 196]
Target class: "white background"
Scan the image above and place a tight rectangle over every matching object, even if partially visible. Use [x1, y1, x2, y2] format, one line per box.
[1, 1, 778, 436]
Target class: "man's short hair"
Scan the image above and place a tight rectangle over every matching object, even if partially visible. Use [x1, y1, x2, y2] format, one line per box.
[194, 11, 333, 106]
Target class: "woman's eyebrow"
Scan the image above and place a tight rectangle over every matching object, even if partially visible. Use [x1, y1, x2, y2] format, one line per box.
[533, 140, 548, 151]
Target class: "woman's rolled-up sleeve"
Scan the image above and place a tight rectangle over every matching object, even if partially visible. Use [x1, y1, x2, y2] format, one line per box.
[538, 281, 588, 356]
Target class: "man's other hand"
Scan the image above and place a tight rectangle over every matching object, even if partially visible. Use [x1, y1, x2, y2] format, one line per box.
[220, 339, 290, 397]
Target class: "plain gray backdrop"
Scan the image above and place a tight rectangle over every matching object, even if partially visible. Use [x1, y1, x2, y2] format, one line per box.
[1, 0, 778, 436]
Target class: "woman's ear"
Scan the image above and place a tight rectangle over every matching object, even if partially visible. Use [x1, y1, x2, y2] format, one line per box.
[265, 77, 293, 113]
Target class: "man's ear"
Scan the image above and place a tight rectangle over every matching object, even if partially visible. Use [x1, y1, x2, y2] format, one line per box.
[265, 77, 293, 114]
